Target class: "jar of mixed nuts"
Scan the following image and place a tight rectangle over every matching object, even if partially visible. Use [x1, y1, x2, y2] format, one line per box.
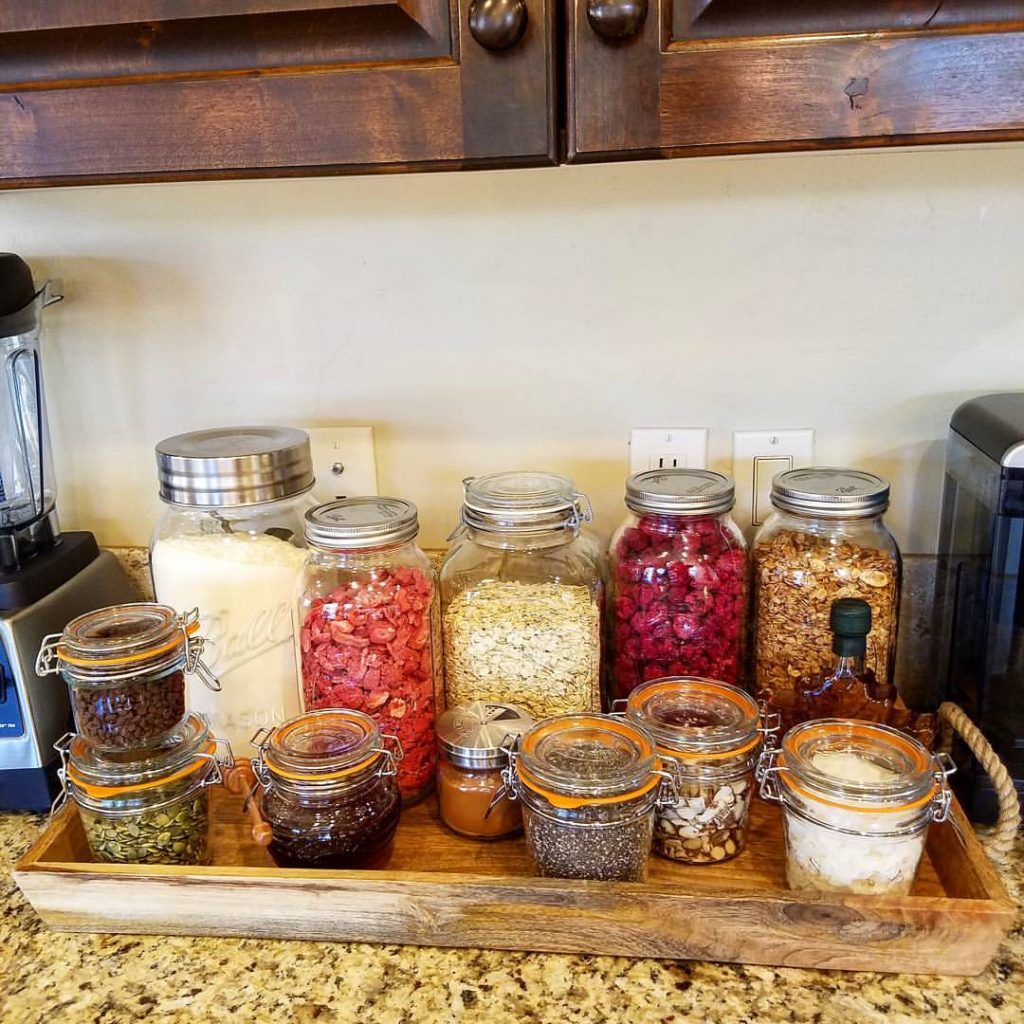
[506, 713, 669, 881]
[441, 472, 603, 720]
[607, 469, 749, 703]
[626, 677, 768, 865]
[297, 498, 440, 806]
[752, 469, 901, 724]
[436, 701, 533, 839]
[250, 708, 402, 869]
[37, 603, 221, 751]
[758, 719, 954, 896]
[56, 712, 232, 865]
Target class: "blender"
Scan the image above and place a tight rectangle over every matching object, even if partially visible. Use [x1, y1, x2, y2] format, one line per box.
[0, 254, 138, 810]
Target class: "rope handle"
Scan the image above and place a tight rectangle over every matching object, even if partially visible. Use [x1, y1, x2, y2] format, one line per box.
[939, 702, 1021, 859]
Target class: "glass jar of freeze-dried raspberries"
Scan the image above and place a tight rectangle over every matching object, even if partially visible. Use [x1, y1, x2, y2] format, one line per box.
[607, 470, 748, 704]
[296, 498, 440, 805]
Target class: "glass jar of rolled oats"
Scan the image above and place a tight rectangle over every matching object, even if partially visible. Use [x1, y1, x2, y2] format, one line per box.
[752, 469, 901, 726]
[440, 472, 603, 720]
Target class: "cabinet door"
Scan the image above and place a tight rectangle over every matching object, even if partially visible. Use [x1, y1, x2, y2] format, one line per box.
[568, 1, 1024, 160]
[0, 0, 555, 186]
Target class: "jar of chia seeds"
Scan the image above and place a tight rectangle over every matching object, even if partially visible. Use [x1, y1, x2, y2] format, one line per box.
[37, 603, 221, 752]
[758, 719, 954, 896]
[55, 712, 232, 865]
[626, 676, 773, 865]
[250, 708, 402, 869]
[505, 713, 670, 881]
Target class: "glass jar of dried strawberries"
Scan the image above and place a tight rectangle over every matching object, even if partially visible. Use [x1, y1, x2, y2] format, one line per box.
[296, 498, 440, 806]
[752, 469, 901, 728]
[606, 470, 748, 704]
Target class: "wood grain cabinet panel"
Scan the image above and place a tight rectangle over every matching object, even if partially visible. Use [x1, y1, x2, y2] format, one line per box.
[0, 0, 556, 186]
[567, 0, 1024, 161]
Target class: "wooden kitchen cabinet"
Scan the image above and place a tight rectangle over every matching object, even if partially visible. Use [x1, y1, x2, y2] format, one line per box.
[0, 0, 556, 186]
[567, 0, 1024, 161]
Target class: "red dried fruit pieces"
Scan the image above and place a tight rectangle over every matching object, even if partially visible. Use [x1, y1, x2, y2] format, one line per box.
[608, 515, 748, 702]
[300, 564, 438, 801]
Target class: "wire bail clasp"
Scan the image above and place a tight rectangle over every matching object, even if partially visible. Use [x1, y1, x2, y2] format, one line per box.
[182, 609, 221, 692]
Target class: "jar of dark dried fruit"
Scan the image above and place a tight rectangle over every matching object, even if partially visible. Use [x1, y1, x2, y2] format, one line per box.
[505, 713, 671, 882]
[249, 708, 402, 869]
[37, 603, 221, 751]
[55, 712, 234, 865]
[607, 469, 748, 705]
[626, 676, 772, 865]
[297, 498, 440, 806]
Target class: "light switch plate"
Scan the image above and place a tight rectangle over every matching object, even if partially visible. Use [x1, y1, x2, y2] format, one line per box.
[732, 429, 814, 530]
[629, 428, 708, 473]
[304, 426, 378, 502]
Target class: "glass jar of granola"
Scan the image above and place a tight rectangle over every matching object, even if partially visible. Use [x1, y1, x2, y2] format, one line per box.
[440, 472, 602, 720]
[752, 469, 901, 726]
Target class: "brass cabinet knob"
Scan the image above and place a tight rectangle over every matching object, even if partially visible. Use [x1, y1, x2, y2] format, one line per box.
[468, 0, 529, 51]
[586, 0, 647, 41]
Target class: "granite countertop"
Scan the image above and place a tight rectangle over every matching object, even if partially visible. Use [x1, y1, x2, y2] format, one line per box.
[1, 810, 1021, 1024]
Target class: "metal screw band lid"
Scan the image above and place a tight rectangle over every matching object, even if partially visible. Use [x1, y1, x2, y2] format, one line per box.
[304, 497, 419, 550]
[437, 701, 534, 769]
[156, 426, 314, 508]
[460, 471, 591, 535]
[625, 468, 735, 516]
[770, 467, 890, 518]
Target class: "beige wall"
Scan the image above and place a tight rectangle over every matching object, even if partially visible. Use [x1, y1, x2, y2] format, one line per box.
[3, 145, 1023, 552]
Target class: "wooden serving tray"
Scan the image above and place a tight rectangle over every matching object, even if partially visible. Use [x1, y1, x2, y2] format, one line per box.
[14, 789, 1015, 976]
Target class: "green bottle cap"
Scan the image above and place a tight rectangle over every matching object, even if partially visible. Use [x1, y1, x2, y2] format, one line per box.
[830, 598, 872, 636]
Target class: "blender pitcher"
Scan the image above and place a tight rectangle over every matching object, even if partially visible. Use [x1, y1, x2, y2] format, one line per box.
[0, 253, 63, 573]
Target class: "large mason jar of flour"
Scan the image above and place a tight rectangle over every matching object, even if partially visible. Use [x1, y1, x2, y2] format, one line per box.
[150, 427, 316, 756]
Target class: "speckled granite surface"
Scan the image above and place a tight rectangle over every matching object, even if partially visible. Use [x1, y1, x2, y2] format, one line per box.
[1, 810, 1021, 1024]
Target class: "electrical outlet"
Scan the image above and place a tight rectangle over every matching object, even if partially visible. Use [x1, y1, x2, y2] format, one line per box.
[629, 428, 708, 474]
[304, 426, 378, 502]
[732, 429, 814, 529]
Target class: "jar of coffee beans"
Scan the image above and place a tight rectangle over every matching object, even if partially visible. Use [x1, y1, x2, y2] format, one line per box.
[249, 708, 402, 869]
[626, 677, 771, 865]
[56, 712, 233, 865]
[37, 603, 221, 751]
[506, 714, 670, 882]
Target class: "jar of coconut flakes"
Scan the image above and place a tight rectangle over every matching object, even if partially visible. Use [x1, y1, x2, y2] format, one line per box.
[758, 719, 954, 896]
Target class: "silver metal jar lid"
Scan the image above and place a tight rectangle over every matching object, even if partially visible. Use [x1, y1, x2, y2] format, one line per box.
[770, 467, 890, 518]
[437, 701, 533, 770]
[156, 426, 314, 508]
[460, 471, 591, 535]
[625, 468, 735, 516]
[304, 497, 419, 550]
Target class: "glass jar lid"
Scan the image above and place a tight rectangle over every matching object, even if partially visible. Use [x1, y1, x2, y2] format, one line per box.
[516, 714, 658, 803]
[437, 701, 533, 770]
[66, 712, 215, 797]
[156, 426, 314, 507]
[304, 497, 419, 550]
[626, 677, 760, 760]
[770, 468, 890, 518]
[779, 719, 939, 813]
[625, 469, 735, 516]
[461, 471, 590, 535]
[257, 709, 385, 784]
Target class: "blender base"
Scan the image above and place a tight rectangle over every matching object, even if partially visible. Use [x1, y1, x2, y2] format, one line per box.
[0, 532, 99, 610]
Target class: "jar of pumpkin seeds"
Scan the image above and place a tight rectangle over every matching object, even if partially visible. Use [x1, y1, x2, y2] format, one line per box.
[55, 712, 232, 865]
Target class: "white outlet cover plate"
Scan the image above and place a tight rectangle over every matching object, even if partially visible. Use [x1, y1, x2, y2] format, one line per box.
[304, 426, 378, 502]
[732, 428, 814, 530]
[629, 428, 708, 473]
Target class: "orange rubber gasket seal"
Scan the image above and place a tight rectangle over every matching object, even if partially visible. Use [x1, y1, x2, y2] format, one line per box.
[69, 737, 216, 799]
[58, 618, 199, 669]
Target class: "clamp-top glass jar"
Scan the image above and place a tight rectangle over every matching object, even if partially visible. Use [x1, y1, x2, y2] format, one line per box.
[250, 708, 402, 870]
[441, 472, 602, 719]
[758, 719, 954, 895]
[56, 712, 233, 865]
[627, 677, 769, 865]
[607, 469, 748, 702]
[150, 426, 316, 755]
[37, 603, 220, 751]
[296, 498, 440, 805]
[752, 469, 901, 721]
[507, 713, 668, 881]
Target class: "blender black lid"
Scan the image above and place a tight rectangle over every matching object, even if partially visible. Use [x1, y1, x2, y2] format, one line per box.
[0, 254, 36, 318]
